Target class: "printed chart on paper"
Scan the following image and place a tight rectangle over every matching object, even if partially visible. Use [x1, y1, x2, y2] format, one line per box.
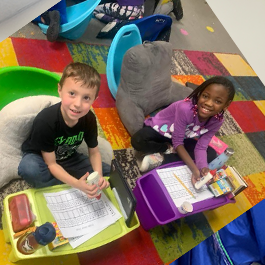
[44, 188, 122, 240]
[156, 165, 214, 207]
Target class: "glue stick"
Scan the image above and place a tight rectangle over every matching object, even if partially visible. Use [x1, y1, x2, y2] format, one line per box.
[86, 171, 101, 199]
[194, 172, 213, 190]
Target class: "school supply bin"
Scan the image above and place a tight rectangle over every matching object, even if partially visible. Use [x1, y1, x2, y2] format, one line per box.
[133, 162, 235, 230]
[2, 183, 139, 262]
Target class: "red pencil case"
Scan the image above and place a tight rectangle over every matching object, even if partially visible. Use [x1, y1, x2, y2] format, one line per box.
[9, 194, 35, 233]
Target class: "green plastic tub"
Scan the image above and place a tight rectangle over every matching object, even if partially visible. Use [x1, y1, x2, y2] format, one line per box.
[0, 66, 60, 110]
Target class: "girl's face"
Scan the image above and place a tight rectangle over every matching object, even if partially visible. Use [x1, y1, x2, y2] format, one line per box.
[197, 84, 231, 122]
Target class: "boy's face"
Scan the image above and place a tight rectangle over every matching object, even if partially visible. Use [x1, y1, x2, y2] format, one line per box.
[58, 77, 97, 127]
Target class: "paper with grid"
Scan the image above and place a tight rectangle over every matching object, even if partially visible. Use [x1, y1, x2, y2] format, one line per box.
[44, 188, 122, 239]
[156, 165, 214, 207]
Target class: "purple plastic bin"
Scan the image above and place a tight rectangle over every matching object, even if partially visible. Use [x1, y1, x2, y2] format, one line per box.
[133, 173, 178, 230]
[133, 162, 235, 231]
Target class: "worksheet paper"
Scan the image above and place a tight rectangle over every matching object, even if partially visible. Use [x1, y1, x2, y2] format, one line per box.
[156, 166, 214, 207]
[44, 189, 122, 239]
[68, 224, 110, 249]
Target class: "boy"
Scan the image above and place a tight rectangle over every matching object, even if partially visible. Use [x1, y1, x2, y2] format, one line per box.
[18, 62, 110, 198]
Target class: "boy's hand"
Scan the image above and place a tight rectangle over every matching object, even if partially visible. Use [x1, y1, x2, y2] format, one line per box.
[97, 175, 110, 191]
[76, 173, 110, 199]
[76, 173, 99, 198]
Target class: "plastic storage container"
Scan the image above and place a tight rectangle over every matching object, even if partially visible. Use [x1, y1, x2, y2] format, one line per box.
[17, 222, 56, 255]
[2, 183, 140, 262]
[0, 66, 60, 110]
[106, 24, 142, 99]
[9, 194, 35, 233]
[133, 162, 235, 230]
[38, 0, 100, 40]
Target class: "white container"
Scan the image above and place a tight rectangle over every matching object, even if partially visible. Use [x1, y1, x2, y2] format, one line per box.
[86, 171, 101, 196]
[195, 172, 213, 190]
[178, 201, 193, 214]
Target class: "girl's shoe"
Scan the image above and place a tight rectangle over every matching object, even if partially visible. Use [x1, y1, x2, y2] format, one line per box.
[139, 153, 163, 172]
[164, 143, 175, 154]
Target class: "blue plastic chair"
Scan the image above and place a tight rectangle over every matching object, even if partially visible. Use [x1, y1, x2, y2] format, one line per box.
[38, 0, 100, 40]
[106, 24, 142, 99]
[127, 14, 172, 42]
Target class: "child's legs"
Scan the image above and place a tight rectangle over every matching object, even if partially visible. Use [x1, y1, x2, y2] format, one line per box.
[18, 153, 62, 188]
[49, 0, 67, 24]
[59, 152, 111, 178]
[131, 126, 171, 154]
[163, 138, 217, 165]
[32, 0, 67, 25]
[32, 16, 42, 24]
[94, 3, 143, 22]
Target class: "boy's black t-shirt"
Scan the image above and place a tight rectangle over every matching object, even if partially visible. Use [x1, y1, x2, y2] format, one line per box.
[22, 102, 98, 161]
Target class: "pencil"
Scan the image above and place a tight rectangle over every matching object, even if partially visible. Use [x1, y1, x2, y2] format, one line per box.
[173, 173, 196, 199]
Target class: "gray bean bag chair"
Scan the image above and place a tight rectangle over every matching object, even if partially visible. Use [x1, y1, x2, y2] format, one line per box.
[116, 41, 193, 136]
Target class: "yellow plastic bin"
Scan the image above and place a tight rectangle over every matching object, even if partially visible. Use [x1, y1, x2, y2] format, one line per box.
[2, 183, 139, 262]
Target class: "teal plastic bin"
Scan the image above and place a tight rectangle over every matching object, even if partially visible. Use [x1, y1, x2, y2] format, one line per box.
[106, 24, 142, 99]
[38, 0, 100, 40]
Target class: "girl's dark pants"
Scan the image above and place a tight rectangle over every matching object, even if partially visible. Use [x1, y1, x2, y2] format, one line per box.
[131, 126, 217, 165]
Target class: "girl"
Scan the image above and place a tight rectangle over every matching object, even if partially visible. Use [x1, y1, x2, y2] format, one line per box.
[131, 76, 235, 185]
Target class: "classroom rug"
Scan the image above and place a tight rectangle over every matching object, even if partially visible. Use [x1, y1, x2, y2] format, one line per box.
[1, 36, 265, 265]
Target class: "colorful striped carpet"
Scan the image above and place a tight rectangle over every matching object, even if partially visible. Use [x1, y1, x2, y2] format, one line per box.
[0, 36, 265, 265]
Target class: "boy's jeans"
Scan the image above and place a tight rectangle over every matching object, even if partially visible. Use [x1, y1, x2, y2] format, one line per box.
[18, 152, 111, 188]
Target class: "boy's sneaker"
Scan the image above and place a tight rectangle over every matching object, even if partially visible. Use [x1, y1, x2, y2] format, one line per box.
[139, 153, 163, 172]
[47, 10, 60, 42]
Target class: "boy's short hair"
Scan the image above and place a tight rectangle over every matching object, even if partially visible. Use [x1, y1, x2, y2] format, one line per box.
[59, 62, 101, 98]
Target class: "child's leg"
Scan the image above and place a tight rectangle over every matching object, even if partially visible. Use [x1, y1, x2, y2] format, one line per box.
[163, 138, 217, 165]
[132, 126, 172, 172]
[94, 3, 143, 23]
[32, 16, 42, 24]
[18, 153, 62, 188]
[46, 10, 61, 42]
[59, 153, 111, 178]
[32, 0, 67, 25]
[131, 126, 171, 154]
[48, 0, 67, 24]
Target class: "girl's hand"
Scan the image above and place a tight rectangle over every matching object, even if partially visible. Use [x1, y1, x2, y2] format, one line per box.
[191, 168, 211, 188]
[200, 167, 213, 185]
[191, 169, 201, 187]
[200, 167, 210, 176]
